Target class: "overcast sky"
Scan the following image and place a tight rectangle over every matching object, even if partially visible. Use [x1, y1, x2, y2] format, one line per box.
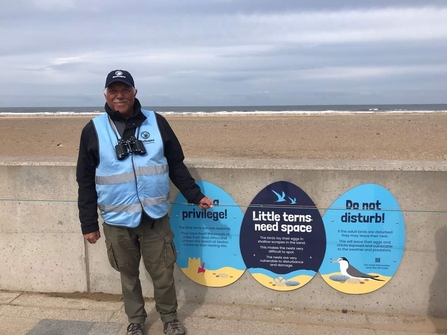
[1, 0, 446, 107]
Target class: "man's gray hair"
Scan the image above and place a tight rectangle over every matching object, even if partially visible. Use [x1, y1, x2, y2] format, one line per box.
[103, 87, 137, 94]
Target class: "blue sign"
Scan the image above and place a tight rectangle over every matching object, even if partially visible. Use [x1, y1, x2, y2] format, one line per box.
[319, 183, 406, 294]
[170, 181, 245, 287]
[240, 181, 326, 291]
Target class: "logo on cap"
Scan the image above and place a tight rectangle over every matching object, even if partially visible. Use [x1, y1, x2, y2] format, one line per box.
[113, 70, 126, 79]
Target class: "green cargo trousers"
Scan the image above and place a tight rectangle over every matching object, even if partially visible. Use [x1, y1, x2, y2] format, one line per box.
[102, 214, 178, 324]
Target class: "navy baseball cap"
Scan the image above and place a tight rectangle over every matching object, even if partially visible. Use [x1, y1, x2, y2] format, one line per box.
[105, 70, 134, 88]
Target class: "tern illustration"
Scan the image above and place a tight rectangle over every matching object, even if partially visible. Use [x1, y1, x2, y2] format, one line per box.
[332, 257, 384, 281]
[271, 189, 286, 202]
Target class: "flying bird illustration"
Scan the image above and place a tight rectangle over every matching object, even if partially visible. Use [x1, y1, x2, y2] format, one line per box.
[332, 257, 384, 281]
[288, 197, 297, 204]
[271, 189, 286, 202]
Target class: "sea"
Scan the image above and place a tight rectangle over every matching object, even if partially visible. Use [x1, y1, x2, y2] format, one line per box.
[0, 104, 446, 116]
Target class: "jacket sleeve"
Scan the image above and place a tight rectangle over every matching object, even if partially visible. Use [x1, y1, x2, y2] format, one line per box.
[156, 114, 205, 204]
[76, 120, 100, 235]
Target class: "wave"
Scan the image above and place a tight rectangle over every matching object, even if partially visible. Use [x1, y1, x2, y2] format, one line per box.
[159, 109, 447, 115]
[1, 104, 446, 116]
[1, 110, 447, 117]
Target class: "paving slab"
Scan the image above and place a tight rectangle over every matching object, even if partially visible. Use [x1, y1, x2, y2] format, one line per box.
[0, 291, 21, 304]
[13, 293, 123, 311]
[28, 319, 121, 335]
[0, 315, 38, 335]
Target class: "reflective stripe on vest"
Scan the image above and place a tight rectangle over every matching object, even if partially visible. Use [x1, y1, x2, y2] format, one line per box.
[93, 109, 170, 228]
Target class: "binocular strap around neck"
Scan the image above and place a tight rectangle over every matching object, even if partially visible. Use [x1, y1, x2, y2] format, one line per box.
[108, 116, 126, 140]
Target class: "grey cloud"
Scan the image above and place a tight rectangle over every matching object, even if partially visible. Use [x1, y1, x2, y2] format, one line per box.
[1, 1, 447, 106]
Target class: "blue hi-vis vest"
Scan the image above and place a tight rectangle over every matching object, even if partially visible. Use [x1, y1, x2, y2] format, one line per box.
[92, 109, 170, 228]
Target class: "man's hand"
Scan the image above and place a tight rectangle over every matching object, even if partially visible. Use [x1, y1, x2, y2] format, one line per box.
[83, 231, 101, 244]
[198, 196, 213, 210]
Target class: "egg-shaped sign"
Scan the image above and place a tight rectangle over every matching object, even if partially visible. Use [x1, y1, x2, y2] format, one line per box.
[319, 183, 406, 294]
[240, 181, 326, 291]
[170, 181, 245, 287]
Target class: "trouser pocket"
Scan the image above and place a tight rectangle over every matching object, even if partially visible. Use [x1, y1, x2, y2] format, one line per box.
[103, 223, 121, 272]
[105, 240, 120, 271]
[164, 236, 177, 267]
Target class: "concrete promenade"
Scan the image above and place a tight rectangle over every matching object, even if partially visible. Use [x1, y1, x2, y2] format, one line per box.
[1, 291, 446, 335]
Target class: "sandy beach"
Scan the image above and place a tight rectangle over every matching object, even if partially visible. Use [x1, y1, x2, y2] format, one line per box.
[0, 113, 445, 161]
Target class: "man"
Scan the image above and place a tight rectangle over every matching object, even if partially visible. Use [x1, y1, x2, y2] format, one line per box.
[76, 70, 213, 335]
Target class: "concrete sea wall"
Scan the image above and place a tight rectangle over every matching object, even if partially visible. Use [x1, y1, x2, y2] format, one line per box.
[1, 158, 446, 317]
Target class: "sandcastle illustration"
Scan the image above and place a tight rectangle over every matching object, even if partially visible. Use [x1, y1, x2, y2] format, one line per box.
[187, 257, 204, 273]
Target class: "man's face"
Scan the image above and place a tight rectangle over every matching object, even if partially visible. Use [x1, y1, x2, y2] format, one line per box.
[104, 82, 137, 118]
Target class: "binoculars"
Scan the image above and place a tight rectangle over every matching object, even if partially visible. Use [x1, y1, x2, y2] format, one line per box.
[115, 136, 147, 160]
